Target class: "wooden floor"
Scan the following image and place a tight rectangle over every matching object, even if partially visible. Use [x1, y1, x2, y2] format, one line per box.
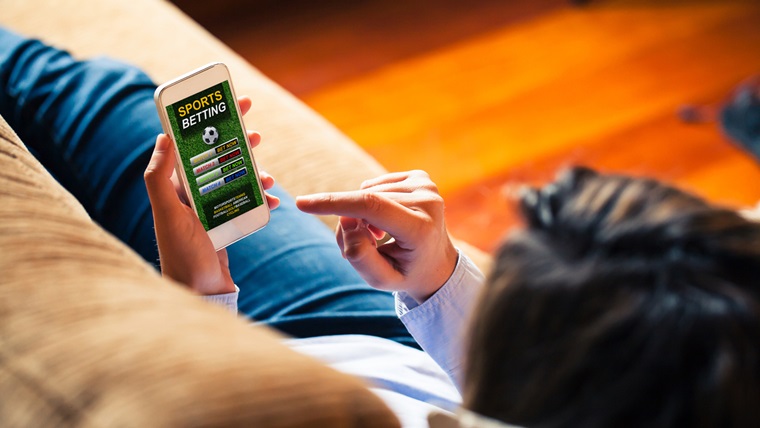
[176, 0, 760, 252]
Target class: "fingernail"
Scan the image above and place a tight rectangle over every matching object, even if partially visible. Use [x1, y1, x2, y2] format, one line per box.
[340, 216, 360, 231]
[155, 135, 169, 150]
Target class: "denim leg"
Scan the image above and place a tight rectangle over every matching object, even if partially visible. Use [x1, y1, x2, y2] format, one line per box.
[0, 29, 159, 264]
[0, 28, 417, 347]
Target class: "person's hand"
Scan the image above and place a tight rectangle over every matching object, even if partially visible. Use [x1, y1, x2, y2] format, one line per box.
[143, 96, 279, 295]
[296, 170, 458, 303]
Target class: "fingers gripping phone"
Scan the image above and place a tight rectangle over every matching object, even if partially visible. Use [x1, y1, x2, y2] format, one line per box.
[154, 63, 269, 250]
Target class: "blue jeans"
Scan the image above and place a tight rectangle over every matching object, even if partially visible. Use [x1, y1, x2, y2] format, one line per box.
[0, 28, 417, 348]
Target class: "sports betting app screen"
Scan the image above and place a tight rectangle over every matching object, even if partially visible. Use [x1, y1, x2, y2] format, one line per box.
[165, 81, 264, 230]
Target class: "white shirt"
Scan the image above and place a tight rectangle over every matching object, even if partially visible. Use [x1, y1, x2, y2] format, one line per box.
[204, 252, 485, 428]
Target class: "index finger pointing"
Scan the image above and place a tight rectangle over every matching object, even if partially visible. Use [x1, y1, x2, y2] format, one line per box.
[296, 191, 421, 243]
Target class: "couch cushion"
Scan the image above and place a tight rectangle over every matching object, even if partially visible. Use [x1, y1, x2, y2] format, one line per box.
[0, 114, 399, 426]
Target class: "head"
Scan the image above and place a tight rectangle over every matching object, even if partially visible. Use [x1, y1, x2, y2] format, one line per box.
[464, 167, 760, 428]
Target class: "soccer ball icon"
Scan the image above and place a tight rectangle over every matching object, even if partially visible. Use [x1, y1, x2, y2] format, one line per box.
[202, 126, 219, 145]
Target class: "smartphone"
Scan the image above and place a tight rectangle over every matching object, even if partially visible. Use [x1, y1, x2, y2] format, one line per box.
[154, 63, 269, 250]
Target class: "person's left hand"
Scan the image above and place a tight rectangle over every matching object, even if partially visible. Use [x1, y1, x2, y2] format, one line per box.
[296, 170, 458, 303]
[143, 97, 279, 295]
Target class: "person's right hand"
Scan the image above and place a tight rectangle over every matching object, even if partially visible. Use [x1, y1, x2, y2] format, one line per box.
[296, 170, 458, 303]
[144, 96, 279, 296]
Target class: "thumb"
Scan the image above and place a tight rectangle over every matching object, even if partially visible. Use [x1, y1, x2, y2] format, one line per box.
[144, 134, 182, 213]
[339, 217, 403, 289]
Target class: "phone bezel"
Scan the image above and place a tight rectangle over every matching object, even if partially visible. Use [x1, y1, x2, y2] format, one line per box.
[154, 62, 270, 250]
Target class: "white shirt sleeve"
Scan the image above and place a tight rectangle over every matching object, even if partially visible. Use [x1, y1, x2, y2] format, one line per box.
[394, 251, 486, 389]
[200, 285, 239, 314]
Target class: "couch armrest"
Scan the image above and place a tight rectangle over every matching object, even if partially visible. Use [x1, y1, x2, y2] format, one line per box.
[0, 114, 399, 426]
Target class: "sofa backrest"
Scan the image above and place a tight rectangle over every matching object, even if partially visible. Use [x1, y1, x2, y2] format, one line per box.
[0, 0, 492, 274]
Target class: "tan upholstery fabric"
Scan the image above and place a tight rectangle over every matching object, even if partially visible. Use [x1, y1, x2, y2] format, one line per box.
[0, 116, 399, 426]
[0, 0, 491, 273]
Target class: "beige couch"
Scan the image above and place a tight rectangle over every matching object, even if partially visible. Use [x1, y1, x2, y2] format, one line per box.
[0, 0, 489, 425]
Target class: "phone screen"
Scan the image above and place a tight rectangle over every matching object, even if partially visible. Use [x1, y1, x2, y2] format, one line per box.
[164, 81, 265, 231]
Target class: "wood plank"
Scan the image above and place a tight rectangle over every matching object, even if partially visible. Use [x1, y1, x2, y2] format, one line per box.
[444, 107, 760, 252]
[305, 0, 760, 195]
[175, 0, 760, 252]
[183, 0, 567, 97]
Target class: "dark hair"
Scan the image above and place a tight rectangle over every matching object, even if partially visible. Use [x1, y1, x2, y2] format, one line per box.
[464, 167, 760, 428]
